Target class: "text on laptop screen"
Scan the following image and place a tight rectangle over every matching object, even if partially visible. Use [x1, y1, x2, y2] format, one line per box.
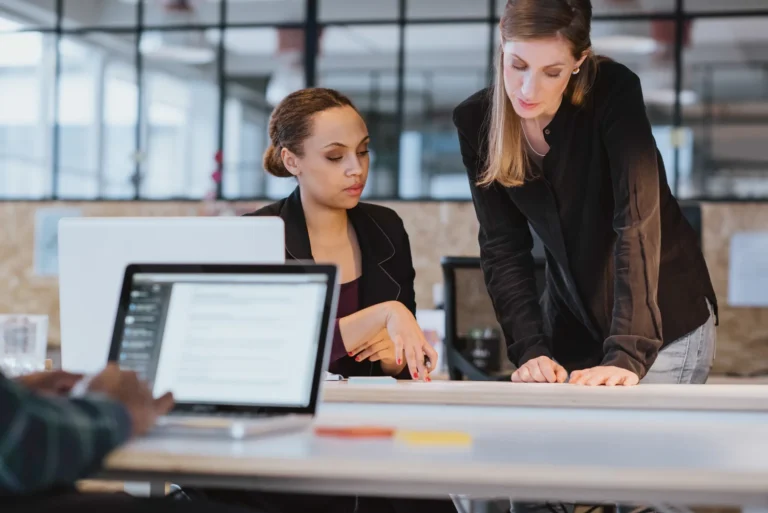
[116, 272, 329, 408]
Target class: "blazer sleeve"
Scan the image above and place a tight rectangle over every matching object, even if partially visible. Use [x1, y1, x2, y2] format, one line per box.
[454, 116, 553, 367]
[599, 72, 664, 378]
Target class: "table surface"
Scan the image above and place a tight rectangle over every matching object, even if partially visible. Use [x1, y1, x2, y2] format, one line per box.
[102, 385, 768, 507]
[321, 381, 768, 411]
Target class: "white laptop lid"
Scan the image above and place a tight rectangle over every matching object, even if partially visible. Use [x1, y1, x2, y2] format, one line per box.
[108, 263, 339, 416]
[58, 217, 285, 374]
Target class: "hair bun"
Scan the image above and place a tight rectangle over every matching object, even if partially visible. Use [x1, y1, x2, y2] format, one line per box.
[262, 144, 292, 178]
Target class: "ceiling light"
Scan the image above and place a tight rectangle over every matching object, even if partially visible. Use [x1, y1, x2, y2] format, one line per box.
[592, 35, 659, 55]
[140, 32, 215, 64]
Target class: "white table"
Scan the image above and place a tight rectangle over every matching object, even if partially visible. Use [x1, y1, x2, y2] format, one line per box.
[322, 381, 768, 411]
[100, 387, 768, 511]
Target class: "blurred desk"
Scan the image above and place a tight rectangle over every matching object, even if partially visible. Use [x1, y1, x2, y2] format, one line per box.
[321, 381, 768, 411]
[99, 401, 768, 511]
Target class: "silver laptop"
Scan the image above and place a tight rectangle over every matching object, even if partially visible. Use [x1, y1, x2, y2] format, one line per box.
[107, 263, 339, 439]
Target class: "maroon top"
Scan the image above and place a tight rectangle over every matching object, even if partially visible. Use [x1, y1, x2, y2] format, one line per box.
[329, 277, 361, 372]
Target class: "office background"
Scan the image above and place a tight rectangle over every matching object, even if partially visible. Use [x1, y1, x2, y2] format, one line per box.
[0, 0, 767, 375]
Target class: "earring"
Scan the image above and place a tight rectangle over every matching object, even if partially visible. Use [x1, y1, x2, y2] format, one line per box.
[572, 67, 580, 75]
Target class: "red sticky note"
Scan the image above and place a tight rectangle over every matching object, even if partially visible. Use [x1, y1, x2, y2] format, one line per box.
[313, 426, 395, 439]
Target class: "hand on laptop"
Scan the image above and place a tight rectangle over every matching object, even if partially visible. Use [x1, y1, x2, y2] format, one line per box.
[16, 370, 84, 396]
[511, 356, 568, 383]
[87, 364, 175, 436]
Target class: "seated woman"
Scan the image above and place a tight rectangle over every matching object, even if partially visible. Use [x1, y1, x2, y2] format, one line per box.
[202, 89, 456, 513]
[246, 87, 436, 381]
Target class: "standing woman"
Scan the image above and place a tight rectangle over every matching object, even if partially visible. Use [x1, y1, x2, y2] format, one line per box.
[453, 0, 717, 386]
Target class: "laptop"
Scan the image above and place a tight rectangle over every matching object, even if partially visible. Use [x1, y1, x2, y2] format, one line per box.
[58, 217, 285, 374]
[106, 263, 339, 438]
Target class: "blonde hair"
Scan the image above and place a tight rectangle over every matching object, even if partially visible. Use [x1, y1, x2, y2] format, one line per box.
[479, 0, 599, 188]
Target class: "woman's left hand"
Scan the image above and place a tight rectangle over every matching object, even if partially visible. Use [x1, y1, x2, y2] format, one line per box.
[352, 329, 396, 363]
[569, 366, 639, 386]
[352, 329, 409, 376]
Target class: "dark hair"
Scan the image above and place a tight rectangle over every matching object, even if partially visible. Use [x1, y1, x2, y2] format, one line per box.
[263, 88, 357, 178]
[481, 0, 599, 188]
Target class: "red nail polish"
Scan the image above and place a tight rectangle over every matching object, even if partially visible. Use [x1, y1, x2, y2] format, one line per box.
[414, 372, 418, 379]
[397, 359, 401, 365]
[348, 352, 353, 356]
[355, 357, 360, 362]
[426, 377, 431, 383]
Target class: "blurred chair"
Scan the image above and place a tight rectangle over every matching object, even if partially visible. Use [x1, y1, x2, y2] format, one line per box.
[679, 201, 702, 245]
[441, 256, 546, 381]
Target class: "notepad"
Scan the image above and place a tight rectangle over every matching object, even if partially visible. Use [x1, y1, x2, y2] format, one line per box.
[347, 376, 397, 385]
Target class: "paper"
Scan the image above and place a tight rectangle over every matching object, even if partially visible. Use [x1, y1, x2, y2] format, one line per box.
[728, 231, 768, 307]
[347, 376, 397, 385]
[325, 372, 344, 381]
[34, 207, 81, 276]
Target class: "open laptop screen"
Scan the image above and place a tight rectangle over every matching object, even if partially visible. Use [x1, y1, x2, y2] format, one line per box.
[113, 271, 330, 409]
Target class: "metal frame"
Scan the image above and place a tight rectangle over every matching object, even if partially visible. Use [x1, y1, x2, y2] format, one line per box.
[0, 0, 766, 201]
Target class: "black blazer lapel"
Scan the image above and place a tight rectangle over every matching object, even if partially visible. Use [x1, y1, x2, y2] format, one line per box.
[348, 206, 401, 309]
[279, 187, 403, 310]
[279, 187, 313, 261]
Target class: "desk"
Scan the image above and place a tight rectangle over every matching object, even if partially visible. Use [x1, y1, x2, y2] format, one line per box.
[322, 381, 768, 411]
[100, 398, 768, 511]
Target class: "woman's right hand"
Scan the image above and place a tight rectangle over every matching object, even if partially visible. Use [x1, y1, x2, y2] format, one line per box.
[511, 356, 567, 383]
[383, 301, 438, 381]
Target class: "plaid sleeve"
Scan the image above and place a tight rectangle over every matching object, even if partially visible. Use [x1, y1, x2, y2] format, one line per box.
[0, 374, 132, 495]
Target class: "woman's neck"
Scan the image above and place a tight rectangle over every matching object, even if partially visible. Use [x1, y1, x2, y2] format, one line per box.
[301, 190, 348, 240]
[527, 95, 563, 131]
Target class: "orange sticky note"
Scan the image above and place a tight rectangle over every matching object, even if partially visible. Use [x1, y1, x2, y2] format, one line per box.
[314, 426, 395, 439]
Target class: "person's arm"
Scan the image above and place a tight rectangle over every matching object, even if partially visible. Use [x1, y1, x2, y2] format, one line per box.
[338, 302, 399, 354]
[329, 320, 351, 363]
[339, 299, 433, 380]
[599, 72, 664, 378]
[454, 115, 551, 367]
[0, 374, 132, 494]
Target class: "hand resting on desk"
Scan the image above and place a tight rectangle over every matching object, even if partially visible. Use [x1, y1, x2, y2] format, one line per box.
[511, 356, 568, 384]
[511, 357, 640, 386]
[569, 366, 639, 386]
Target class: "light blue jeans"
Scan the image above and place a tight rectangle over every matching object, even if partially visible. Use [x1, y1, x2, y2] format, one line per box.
[640, 300, 717, 384]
